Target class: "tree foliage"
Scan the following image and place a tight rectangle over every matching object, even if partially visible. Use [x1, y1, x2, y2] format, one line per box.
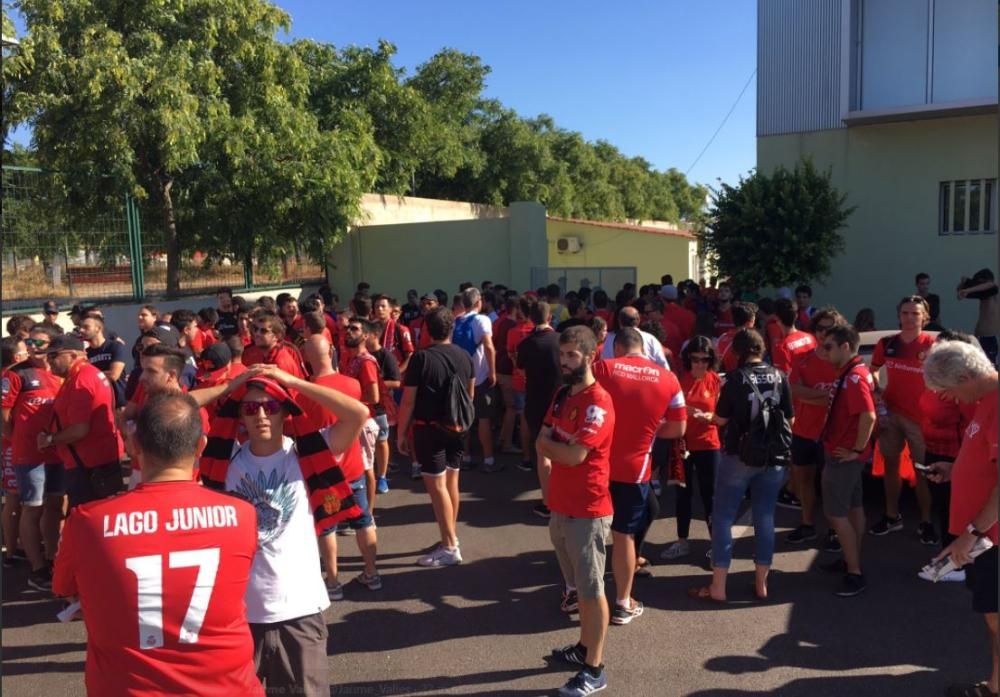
[699, 159, 855, 289]
[4, 3, 708, 297]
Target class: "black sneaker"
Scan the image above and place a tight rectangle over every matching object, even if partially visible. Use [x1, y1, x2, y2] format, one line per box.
[2, 555, 18, 568]
[917, 522, 940, 546]
[822, 530, 842, 553]
[820, 558, 847, 574]
[550, 642, 587, 666]
[27, 567, 53, 592]
[776, 489, 802, 510]
[610, 600, 644, 625]
[835, 573, 867, 597]
[560, 589, 579, 613]
[786, 525, 817, 544]
[515, 460, 534, 472]
[868, 515, 903, 536]
[533, 503, 551, 519]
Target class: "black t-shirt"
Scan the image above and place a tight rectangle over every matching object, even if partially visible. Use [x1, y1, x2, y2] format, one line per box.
[87, 338, 129, 407]
[716, 362, 794, 455]
[372, 348, 402, 415]
[216, 311, 238, 339]
[516, 327, 562, 415]
[404, 344, 474, 423]
[401, 303, 421, 326]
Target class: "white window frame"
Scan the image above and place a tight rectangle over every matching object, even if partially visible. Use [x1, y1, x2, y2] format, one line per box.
[940, 178, 997, 235]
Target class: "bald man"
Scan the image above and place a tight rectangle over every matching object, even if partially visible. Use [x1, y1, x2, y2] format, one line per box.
[600, 307, 669, 368]
[301, 335, 381, 599]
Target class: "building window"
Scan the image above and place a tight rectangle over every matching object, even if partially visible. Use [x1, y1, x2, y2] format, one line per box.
[940, 179, 997, 235]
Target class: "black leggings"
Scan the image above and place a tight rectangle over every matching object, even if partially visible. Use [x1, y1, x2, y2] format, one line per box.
[676, 449, 719, 539]
[925, 451, 955, 547]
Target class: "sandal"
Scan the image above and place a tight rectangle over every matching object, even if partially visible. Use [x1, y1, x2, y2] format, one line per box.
[687, 586, 726, 603]
[946, 683, 999, 697]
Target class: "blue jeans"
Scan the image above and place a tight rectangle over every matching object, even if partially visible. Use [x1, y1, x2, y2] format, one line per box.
[711, 454, 786, 569]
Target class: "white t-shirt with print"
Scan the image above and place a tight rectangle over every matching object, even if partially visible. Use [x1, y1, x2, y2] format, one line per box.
[225, 436, 330, 624]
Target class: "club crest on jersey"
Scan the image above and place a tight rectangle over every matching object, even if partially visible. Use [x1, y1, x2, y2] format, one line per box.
[849, 374, 860, 384]
[967, 421, 981, 440]
[918, 351, 926, 360]
[323, 494, 341, 515]
[584, 405, 607, 427]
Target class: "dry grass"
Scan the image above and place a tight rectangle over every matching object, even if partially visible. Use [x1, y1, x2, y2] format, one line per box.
[2, 260, 324, 305]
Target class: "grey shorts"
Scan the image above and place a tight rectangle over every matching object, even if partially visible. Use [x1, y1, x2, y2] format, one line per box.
[250, 611, 329, 697]
[548, 513, 612, 600]
[821, 454, 865, 518]
[878, 412, 926, 464]
[474, 384, 496, 420]
[14, 463, 65, 507]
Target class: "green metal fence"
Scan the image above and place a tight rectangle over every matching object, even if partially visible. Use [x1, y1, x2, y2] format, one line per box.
[1, 166, 325, 309]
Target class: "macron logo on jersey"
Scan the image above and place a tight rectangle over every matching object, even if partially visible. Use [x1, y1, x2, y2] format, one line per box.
[967, 421, 981, 440]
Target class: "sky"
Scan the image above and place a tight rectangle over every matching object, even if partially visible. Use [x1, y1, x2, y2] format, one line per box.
[7, 1, 758, 191]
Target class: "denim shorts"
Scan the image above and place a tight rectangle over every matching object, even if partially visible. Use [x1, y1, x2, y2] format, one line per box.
[320, 475, 373, 534]
[15, 463, 66, 507]
[512, 391, 526, 414]
[374, 413, 390, 442]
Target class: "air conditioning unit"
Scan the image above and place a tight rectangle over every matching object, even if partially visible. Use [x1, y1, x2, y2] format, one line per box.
[557, 236, 582, 253]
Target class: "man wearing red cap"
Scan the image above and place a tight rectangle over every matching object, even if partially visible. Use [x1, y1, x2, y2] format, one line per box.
[204, 364, 368, 696]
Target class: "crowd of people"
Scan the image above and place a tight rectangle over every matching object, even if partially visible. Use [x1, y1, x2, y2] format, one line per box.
[1, 271, 997, 697]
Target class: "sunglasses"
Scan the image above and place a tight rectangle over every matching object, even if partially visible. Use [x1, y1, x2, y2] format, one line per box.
[240, 399, 283, 416]
[25, 338, 50, 348]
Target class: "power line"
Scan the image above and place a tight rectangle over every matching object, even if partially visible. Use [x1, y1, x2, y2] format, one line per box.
[685, 68, 756, 177]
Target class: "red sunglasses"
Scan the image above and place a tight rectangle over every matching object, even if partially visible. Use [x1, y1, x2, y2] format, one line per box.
[241, 399, 283, 416]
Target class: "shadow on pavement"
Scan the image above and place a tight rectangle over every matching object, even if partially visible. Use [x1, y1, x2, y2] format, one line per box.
[331, 666, 554, 696]
[685, 669, 943, 697]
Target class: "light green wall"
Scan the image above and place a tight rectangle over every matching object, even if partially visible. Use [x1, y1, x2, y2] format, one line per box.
[758, 114, 998, 333]
[327, 202, 548, 299]
[546, 219, 693, 287]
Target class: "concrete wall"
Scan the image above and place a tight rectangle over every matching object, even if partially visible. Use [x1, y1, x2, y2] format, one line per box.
[328, 201, 548, 300]
[546, 219, 697, 288]
[757, 114, 997, 333]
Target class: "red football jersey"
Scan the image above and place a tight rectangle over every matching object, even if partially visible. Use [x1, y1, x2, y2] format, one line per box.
[789, 350, 839, 440]
[4, 364, 63, 465]
[51, 360, 124, 468]
[822, 361, 876, 458]
[949, 389, 999, 543]
[128, 385, 210, 475]
[772, 330, 817, 375]
[298, 372, 366, 483]
[52, 481, 263, 696]
[714, 307, 734, 336]
[506, 321, 534, 391]
[663, 303, 696, 340]
[680, 370, 721, 451]
[919, 390, 976, 459]
[716, 328, 741, 372]
[594, 356, 686, 483]
[543, 382, 615, 518]
[871, 333, 936, 423]
[242, 342, 306, 378]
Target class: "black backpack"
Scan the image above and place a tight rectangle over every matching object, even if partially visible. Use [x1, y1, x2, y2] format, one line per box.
[737, 367, 792, 467]
[431, 350, 475, 434]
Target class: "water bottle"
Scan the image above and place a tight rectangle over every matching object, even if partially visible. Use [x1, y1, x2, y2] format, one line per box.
[921, 537, 994, 583]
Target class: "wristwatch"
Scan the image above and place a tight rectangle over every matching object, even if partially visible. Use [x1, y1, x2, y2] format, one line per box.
[966, 523, 987, 538]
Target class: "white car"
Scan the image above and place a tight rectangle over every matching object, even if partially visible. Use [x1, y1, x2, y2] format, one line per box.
[858, 330, 982, 382]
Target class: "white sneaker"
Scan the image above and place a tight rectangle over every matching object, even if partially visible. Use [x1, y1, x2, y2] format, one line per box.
[660, 540, 690, 560]
[918, 567, 966, 583]
[417, 545, 463, 567]
[410, 463, 422, 480]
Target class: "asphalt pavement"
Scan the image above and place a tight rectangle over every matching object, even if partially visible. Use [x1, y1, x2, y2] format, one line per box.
[1, 453, 990, 696]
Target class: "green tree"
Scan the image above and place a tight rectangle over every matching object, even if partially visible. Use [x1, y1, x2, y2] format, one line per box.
[700, 159, 854, 289]
[7, 0, 377, 296]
